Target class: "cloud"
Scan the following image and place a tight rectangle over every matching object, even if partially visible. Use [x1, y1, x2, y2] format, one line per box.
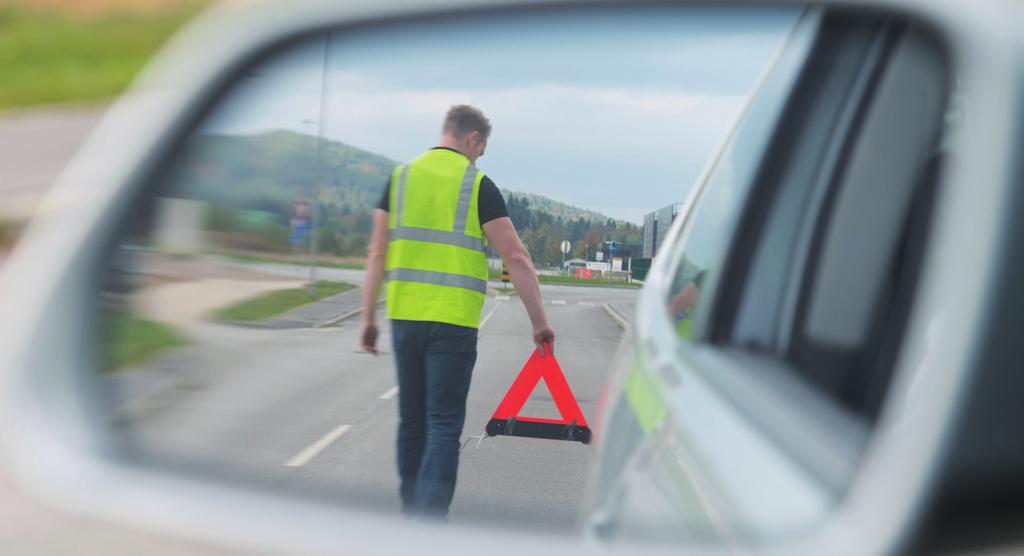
[197, 7, 795, 222]
[315, 84, 748, 221]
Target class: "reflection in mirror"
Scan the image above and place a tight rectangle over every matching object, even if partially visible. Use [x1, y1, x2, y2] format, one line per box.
[98, 4, 798, 539]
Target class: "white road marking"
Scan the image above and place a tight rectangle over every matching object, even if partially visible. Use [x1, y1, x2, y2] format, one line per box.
[495, 295, 510, 301]
[480, 304, 501, 329]
[579, 301, 596, 307]
[551, 300, 567, 305]
[603, 304, 629, 329]
[379, 386, 398, 400]
[285, 424, 352, 467]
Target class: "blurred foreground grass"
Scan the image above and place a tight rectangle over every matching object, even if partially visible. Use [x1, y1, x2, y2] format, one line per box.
[218, 252, 367, 271]
[105, 311, 187, 370]
[215, 281, 356, 322]
[0, 1, 208, 109]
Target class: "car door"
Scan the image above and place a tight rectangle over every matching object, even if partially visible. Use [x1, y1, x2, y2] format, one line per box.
[584, 8, 951, 549]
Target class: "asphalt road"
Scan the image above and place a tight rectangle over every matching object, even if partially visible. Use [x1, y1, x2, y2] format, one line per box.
[113, 282, 636, 535]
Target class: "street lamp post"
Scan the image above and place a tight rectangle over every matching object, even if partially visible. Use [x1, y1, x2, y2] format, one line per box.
[308, 31, 332, 298]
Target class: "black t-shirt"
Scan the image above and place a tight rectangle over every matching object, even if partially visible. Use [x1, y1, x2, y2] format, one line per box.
[377, 147, 509, 225]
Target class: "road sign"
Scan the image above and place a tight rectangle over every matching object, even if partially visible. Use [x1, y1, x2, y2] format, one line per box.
[289, 219, 310, 245]
[586, 261, 610, 271]
[560, 240, 571, 254]
[485, 344, 591, 444]
[293, 200, 311, 219]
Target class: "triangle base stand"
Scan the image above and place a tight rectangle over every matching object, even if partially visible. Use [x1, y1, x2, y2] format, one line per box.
[486, 416, 592, 444]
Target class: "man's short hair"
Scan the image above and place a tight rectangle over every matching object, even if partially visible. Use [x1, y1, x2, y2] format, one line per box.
[443, 105, 491, 139]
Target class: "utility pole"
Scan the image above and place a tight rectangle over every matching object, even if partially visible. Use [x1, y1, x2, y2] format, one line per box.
[309, 31, 331, 298]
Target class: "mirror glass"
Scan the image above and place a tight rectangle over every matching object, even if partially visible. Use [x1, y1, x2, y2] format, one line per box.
[97, 3, 802, 541]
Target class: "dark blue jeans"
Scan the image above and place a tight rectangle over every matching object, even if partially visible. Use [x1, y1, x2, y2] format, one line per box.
[390, 319, 477, 520]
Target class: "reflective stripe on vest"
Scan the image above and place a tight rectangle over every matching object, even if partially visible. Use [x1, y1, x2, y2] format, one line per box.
[388, 268, 487, 294]
[386, 149, 489, 328]
[389, 227, 484, 252]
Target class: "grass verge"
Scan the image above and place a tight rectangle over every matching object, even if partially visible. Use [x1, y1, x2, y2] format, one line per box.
[0, 3, 207, 109]
[105, 311, 186, 371]
[217, 252, 366, 271]
[214, 280, 355, 321]
[538, 274, 640, 288]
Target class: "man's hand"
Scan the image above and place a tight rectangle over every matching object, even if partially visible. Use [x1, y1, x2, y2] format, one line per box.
[533, 323, 555, 356]
[360, 321, 380, 356]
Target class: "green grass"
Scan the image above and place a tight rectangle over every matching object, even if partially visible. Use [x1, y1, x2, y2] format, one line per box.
[537, 274, 640, 288]
[217, 252, 366, 270]
[214, 280, 356, 321]
[0, 4, 206, 109]
[105, 311, 186, 371]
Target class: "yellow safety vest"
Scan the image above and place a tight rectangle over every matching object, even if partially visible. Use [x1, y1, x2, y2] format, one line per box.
[386, 149, 489, 328]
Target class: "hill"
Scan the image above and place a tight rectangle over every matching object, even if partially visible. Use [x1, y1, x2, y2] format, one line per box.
[499, 189, 622, 225]
[174, 129, 627, 224]
[167, 129, 640, 264]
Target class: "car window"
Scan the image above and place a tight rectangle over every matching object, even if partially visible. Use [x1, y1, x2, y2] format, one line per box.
[718, 21, 950, 418]
[789, 24, 949, 415]
[662, 10, 819, 341]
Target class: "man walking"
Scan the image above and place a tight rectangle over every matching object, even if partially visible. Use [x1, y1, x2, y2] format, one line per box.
[359, 105, 554, 520]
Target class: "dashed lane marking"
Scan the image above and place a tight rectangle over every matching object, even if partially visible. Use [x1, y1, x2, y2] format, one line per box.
[551, 300, 567, 305]
[495, 295, 510, 301]
[379, 386, 398, 400]
[480, 304, 501, 329]
[285, 424, 352, 467]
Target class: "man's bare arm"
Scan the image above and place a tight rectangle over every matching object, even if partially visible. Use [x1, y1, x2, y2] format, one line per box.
[359, 209, 389, 355]
[482, 216, 555, 354]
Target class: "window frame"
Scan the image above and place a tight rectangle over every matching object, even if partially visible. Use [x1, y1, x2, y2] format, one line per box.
[648, 11, 952, 496]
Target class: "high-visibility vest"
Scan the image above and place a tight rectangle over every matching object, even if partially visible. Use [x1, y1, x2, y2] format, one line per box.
[386, 149, 489, 328]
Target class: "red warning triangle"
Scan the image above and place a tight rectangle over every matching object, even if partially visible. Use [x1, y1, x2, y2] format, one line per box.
[485, 343, 591, 444]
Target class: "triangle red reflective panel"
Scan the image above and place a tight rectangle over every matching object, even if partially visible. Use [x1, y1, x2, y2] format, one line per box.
[485, 343, 591, 444]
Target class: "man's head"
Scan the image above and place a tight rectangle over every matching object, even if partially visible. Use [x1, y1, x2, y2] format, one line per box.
[440, 105, 491, 163]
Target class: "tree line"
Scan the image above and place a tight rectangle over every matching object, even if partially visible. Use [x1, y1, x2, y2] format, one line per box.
[505, 194, 641, 268]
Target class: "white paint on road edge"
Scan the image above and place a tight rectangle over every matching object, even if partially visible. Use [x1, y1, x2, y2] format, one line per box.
[285, 424, 352, 467]
[314, 298, 385, 328]
[379, 386, 398, 400]
[479, 304, 501, 329]
[602, 304, 628, 329]
[551, 300, 566, 305]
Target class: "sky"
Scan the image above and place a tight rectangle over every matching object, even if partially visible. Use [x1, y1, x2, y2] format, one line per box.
[204, 6, 800, 224]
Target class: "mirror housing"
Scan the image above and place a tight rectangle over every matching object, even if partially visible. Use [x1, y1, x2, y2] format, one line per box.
[1, 0, 1021, 554]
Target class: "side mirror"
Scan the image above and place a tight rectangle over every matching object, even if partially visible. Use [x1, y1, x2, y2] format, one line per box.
[1, 1, 1020, 554]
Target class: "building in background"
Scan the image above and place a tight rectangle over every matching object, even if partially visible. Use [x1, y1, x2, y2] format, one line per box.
[641, 203, 681, 258]
[642, 212, 656, 258]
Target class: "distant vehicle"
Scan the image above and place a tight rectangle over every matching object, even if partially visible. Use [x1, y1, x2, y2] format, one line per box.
[564, 258, 587, 271]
